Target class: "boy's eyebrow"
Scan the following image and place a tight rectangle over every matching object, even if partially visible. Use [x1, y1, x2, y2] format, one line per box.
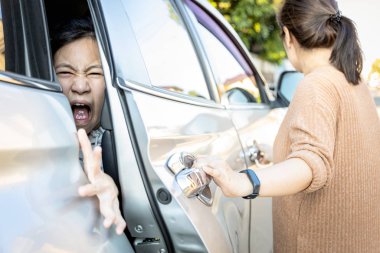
[85, 65, 103, 72]
[54, 64, 103, 72]
[54, 63, 77, 71]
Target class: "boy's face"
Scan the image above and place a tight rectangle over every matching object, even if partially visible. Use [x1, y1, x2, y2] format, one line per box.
[54, 37, 105, 134]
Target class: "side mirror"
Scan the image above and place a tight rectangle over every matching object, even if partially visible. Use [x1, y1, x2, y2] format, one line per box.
[221, 87, 257, 104]
[277, 71, 304, 106]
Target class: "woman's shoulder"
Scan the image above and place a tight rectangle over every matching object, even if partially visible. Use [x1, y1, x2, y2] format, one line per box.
[292, 66, 344, 107]
[298, 66, 345, 96]
[306, 65, 346, 86]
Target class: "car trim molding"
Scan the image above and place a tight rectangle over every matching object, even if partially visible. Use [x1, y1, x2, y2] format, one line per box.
[117, 77, 225, 109]
[226, 104, 269, 110]
[0, 72, 62, 92]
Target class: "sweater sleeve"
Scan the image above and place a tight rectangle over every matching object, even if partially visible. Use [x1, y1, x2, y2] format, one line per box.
[286, 75, 337, 193]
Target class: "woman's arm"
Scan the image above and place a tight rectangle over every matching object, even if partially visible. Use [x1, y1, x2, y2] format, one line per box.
[255, 158, 312, 196]
[195, 157, 312, 198]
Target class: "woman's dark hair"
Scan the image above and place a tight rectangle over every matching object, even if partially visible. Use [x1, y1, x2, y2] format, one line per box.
[51, 17, 95, 57]
[277, 0, 363, 84]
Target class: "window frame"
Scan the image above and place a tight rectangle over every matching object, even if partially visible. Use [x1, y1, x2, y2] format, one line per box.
[118, 0, 212, 100]
[183, 0, 271, 105]
[95, 0, 226, 108]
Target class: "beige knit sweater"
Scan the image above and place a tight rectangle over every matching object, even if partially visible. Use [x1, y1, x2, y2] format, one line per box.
[272, 65, 380, 253]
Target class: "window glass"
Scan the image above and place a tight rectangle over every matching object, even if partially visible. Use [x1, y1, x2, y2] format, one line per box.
[197, 25, 260, 104]
[0, 5, 5, 71]
[1, 1, 53, 81]
[122, 0, 210, 99]
[279, 71, 304, 102]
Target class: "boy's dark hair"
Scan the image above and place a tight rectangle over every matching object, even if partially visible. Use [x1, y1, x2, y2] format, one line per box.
[51, 17, 95, 57]
[277, 0, 363, 85]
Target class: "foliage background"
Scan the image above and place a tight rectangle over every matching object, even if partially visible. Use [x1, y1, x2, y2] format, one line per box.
[208, 0, 285, 64]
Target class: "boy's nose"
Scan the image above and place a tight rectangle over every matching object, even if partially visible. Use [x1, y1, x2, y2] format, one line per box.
[71, 75, 90, 94]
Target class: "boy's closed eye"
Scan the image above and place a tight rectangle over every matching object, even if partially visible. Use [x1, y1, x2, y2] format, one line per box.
[87, 71, 104, 78]
[56, 71, 75, 78]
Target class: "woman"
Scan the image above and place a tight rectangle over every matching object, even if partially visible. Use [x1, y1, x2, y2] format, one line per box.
[196, 0, 380, 252]
[52, 18, 126, 235]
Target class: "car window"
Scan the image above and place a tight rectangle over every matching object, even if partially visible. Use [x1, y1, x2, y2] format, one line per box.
[1, 4, 9, 72]
[0, 8, 4, 72]
[198, 25, 260, 104]
[1, 1, 53, 81]
[122, 0, 210, 99]
[185, 1, 261, 104]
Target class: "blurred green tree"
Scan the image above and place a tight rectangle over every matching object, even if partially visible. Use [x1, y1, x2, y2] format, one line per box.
[208, 0, 286, 64]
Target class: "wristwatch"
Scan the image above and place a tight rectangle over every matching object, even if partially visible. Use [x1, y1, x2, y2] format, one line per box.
[239, 169, 261, 199]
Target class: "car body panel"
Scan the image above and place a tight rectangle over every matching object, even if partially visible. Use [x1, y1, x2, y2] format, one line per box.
[96, 0, 284, 252]
[131, 89, 249, 253]
[227, 105, 287, 253]
[0, 77, 132, 252]
[97, 0, 252, 251]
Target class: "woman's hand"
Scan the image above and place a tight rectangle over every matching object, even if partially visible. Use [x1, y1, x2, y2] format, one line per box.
[194, 156, 253, 198]
[77, 129, 126, 235]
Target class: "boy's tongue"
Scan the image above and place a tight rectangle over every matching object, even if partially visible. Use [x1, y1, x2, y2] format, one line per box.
[73, 106, 90, 124]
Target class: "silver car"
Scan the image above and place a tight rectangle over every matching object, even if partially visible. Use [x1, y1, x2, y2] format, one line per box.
[0, 0, 298, 252]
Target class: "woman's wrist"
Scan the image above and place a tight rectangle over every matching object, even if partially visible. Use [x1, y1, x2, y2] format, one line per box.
[239, 169, 261, 199]
[236, 171, 254, 197]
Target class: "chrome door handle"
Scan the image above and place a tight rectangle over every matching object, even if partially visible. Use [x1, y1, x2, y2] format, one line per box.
[248, 140, 273, 168]
[166, 152, 212, 206]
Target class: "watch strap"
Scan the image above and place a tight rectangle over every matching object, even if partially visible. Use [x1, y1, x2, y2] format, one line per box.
[239, 169, 261, 199]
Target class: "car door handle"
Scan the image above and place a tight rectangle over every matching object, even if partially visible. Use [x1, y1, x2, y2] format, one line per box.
[166, 152, 212, 206]
[247, 140, 273, 168]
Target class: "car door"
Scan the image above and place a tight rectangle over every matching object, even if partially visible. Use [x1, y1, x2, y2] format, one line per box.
[182, 2, 283, 252]
[93, 0, 282, 252]
[94, 0, 250, 252]
[0, 1, 132, 252]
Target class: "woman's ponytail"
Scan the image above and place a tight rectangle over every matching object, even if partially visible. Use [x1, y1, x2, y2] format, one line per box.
[278, 0, 363, 85]
[330, 17, 363, 85]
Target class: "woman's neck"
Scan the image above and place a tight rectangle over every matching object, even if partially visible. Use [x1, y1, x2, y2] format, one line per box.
[297, 47, 333, 75]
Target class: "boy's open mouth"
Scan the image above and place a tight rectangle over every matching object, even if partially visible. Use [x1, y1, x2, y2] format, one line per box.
[71, 103, 92, 125]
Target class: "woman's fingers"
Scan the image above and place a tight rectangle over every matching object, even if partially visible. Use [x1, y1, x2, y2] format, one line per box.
[201, 164, 221, 178]
[195, 156, 227, 178]
[195, 156, 246, 197]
